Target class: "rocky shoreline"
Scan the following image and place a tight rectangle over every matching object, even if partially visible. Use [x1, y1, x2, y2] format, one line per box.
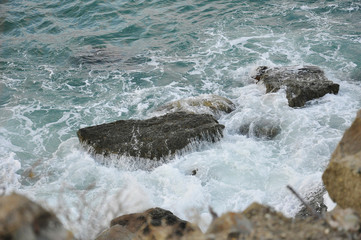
[77, 65, 340, 163]
[2, 66, 360, 240]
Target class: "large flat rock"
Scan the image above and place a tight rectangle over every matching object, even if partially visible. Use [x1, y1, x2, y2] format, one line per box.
[77, 112, 224, 160]
[253, 65, 339, 107]
[322, 110, 361, 214]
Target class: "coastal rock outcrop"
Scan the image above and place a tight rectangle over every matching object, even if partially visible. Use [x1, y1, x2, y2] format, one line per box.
[253, 65, 339, 107]
[235, 202, 360, 240]
[0, 193, 73, 240]
[97, 204, 361, 240]
[322, 110, 361, 214]
[96, 208, 202, 240]
[77, 112, 224, 160]
[155, 94, 235, 119]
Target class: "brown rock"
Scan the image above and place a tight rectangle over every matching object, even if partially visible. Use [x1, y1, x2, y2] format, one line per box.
[0, 193, 73, 240]
[234, 202, 359, 240]
[326, 206, 361, 232]
[97, 204, 361, 240]
[206, 212, 252, 240]
[322, 110, 361, 214]
[101, 208, 203, 240]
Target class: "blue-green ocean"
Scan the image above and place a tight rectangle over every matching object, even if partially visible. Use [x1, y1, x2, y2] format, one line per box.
[1, 0, 361, 238]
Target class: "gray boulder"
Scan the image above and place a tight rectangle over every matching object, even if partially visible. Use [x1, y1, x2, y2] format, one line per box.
[253, 66, 339, 107]
[77, 112, 224, 160]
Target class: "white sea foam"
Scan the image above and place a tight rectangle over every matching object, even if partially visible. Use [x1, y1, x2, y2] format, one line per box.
[0, 152, 21, 194]
[323, 192, 337, 211]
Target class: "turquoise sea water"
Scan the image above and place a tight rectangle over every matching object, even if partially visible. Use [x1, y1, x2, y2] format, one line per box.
[1, 0, 361, 238]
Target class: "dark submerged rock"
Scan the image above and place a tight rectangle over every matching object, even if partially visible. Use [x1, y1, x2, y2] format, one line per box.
[71, 45, 151, 67]
[77, 112, 224, 160]
[253, 65, 339, 107]
[239, 118, 281, 140]
[71, 45, 123, 65]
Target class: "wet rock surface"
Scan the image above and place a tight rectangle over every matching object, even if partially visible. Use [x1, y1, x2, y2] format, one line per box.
[0, 193, 72, 240]
[295, 188, 328, 219]
[323, 110, 361, 214]
[96, 208, 202, 240]
[155, 95, 235, 119]
[77, 112, 224, 160]
[253, 65, 339, 107]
